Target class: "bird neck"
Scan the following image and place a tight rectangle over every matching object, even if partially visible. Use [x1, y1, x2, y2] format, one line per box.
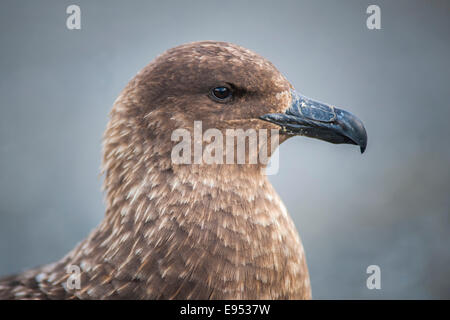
[62, 119, 308, 299]
[100, 103, 274, 228]
[102, 158, 271, 227]
[94, 100, 297, 284]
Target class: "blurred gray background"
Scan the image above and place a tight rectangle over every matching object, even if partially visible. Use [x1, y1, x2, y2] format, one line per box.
[0, 0, 449, 299]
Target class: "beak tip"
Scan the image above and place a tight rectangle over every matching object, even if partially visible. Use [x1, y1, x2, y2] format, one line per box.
[358, 126, 368, 154]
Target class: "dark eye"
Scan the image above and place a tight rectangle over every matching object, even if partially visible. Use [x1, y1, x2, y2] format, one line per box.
[211, 86, 232, 101]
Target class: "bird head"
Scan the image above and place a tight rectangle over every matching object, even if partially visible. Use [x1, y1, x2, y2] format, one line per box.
[104, 41, 367, 178]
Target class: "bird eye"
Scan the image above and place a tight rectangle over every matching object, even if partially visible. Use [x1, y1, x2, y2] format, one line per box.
[211, 86, 232, 101]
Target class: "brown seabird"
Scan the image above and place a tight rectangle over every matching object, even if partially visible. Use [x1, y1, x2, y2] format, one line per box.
[0, 41, 367, 299]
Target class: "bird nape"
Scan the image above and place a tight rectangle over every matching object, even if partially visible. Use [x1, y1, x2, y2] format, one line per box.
[0, 41, 367, 300]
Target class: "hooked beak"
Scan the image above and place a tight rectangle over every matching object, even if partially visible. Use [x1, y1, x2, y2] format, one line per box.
[260, 90, 367, 153]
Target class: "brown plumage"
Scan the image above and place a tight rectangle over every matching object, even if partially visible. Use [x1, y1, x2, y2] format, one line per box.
[0, 41, 367, 300]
